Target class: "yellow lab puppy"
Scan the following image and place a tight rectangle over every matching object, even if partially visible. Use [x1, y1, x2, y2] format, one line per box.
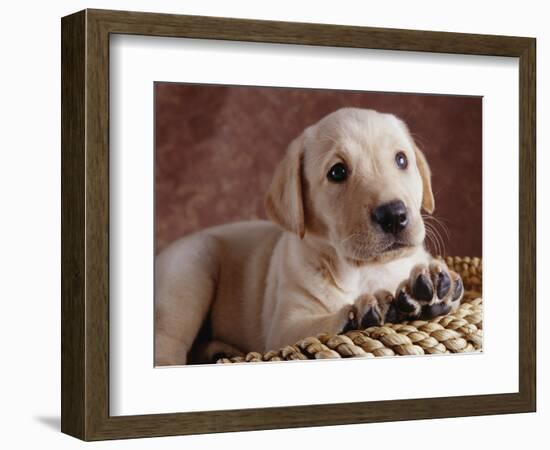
[155, 108, 464, 365]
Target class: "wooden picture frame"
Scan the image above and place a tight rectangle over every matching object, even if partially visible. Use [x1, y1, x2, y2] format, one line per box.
[61, 8, 536, 441]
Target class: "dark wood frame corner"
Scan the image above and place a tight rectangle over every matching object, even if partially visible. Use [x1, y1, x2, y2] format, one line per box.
[61, 8, 536, 441]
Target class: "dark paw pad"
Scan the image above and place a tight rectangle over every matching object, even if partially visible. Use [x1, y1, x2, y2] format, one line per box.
[412, 273, 433, 301]
[436, 271, 451, 299]
[396, 290, 419, 313]
[342, 307, 359, 333]
[421, 302, 451, 319]
[360, 306, 382, 328]
[384, 303, 398, 324]
[451, 276, 464, 302]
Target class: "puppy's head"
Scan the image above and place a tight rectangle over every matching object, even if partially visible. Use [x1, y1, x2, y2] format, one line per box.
[265, 108, 434, 264]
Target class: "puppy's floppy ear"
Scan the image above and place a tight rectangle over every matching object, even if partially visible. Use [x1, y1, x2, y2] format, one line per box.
[413, 144, 435, 214]
[264, 134, 305, 238]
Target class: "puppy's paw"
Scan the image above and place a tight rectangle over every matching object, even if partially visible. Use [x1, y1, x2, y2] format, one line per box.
[342, 294, 388, 332]
[389, 260, 464, 322]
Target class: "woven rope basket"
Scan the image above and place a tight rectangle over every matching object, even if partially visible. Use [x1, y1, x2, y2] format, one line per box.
[217, 256, 482, 363]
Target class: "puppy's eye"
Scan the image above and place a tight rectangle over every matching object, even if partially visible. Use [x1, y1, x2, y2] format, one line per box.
[327, 162, 348, 183]
[395, 151, 408, 169]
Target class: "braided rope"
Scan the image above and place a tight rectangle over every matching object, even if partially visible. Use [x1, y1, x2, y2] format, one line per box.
[217, 256, 482, 363]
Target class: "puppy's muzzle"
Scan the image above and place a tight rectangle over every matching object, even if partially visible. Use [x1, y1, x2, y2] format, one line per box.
[372, 200, 408, 235]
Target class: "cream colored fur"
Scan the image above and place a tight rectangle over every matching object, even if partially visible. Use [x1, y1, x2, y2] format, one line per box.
[155, 108, 437, 365]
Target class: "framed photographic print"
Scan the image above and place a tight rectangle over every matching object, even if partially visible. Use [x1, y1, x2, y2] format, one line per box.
[61, 9, 536, 441]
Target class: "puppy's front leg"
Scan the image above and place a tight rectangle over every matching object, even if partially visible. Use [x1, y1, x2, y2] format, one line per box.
[265, 295, 386, 351]
[265, 307, 352, 351]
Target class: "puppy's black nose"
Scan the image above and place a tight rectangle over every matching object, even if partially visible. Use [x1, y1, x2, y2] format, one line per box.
[372, 201, 408, 235]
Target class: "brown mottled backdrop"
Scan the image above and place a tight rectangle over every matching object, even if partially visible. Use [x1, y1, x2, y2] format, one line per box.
[155, 84, 482, 257]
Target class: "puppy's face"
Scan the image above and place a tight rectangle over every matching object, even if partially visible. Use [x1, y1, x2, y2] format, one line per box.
[265, 108, 434, 264]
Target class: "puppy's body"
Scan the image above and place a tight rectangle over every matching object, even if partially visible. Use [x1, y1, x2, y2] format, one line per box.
[155, 108, 462, 365]
[156, 220, 430, 364]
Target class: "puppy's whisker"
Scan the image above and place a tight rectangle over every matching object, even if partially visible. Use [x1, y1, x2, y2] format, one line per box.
[424, 230, 438, 256]
[424, 222, 444, 257]
[425, 228, 438, 256]
[424, 231, 436, 255]
[423, 214, 450, 240]
[427, 223, 443, 257]
[431, 225, 445, 257]
[422, 214, 450, 257]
